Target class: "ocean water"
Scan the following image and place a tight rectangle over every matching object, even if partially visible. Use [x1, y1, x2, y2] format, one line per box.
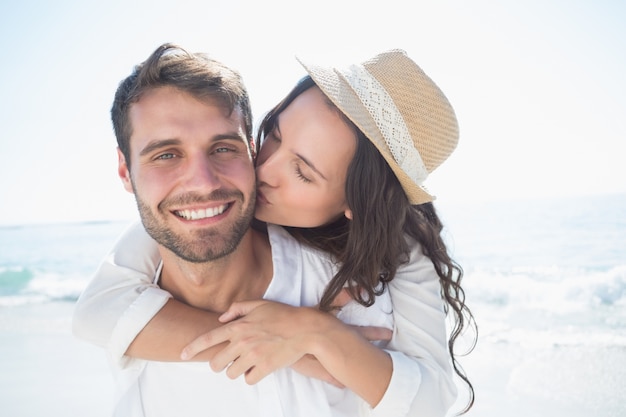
[0, 193, 624, 416]
[438, 193, 626, 416]
[0, 221, 131, 307]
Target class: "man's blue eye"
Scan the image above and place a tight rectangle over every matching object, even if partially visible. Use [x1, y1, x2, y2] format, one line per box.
[215, 147, 238, 154]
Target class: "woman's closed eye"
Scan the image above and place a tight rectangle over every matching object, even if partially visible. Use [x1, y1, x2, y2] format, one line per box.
[295, 164, 312, 183]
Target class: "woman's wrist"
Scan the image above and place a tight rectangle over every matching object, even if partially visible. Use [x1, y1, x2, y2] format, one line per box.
[304, 308, 393, 406]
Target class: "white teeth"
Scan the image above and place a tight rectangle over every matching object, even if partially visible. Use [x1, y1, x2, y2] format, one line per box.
[176, 204, 228, 220]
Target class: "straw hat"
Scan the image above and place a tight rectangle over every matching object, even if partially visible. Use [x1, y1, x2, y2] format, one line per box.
[297, 49, 459, 204]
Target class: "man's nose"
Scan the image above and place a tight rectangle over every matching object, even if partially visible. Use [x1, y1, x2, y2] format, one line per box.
[181, 154, 221, 191]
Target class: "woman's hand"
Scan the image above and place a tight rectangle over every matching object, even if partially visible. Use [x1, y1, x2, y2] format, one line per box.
[180, 300, 391, 385]
[182, 300, 332, 383]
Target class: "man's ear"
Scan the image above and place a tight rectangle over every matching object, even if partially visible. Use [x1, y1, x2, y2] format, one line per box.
[117, 148, 134, 194]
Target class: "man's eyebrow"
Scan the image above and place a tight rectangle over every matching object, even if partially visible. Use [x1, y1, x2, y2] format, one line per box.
[214, 132, 249, 144]
[139, 139, 181, 157]
[275, 120, 327, 180]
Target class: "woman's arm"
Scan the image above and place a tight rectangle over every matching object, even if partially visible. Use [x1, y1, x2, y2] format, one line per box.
[72, 221, 223, 364]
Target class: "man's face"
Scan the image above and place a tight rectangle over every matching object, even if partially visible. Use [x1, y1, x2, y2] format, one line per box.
[118, 86, 256, 263]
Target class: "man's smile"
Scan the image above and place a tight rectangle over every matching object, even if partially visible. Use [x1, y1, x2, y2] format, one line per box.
[174, 203, 229, 220]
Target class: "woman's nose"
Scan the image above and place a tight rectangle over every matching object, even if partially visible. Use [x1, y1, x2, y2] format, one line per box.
[256, 143, 281, 187]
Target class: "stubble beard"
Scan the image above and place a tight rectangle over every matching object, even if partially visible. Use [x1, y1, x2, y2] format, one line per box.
[134, 188, 256, 263]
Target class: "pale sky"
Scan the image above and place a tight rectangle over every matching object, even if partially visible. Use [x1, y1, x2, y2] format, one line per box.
[1, 0, 624, 226]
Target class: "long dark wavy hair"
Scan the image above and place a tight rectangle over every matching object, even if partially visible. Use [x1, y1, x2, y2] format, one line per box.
[257, 76, 476, 413]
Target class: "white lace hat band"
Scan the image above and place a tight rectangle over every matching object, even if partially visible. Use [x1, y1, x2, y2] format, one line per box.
[337, 63, 430, 187]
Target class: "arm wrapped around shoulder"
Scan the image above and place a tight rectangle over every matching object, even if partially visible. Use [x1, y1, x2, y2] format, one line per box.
[71, 221, 171, 364]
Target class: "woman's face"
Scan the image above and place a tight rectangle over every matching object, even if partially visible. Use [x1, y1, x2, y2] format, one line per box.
[254, 87, 357, 227]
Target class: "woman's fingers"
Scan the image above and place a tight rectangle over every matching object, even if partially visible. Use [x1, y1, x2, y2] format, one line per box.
[181, 326, 232, 360]
[182, 301, 270, 359]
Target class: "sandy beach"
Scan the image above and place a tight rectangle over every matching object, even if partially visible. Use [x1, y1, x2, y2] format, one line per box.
[0, 302, 113, 417]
